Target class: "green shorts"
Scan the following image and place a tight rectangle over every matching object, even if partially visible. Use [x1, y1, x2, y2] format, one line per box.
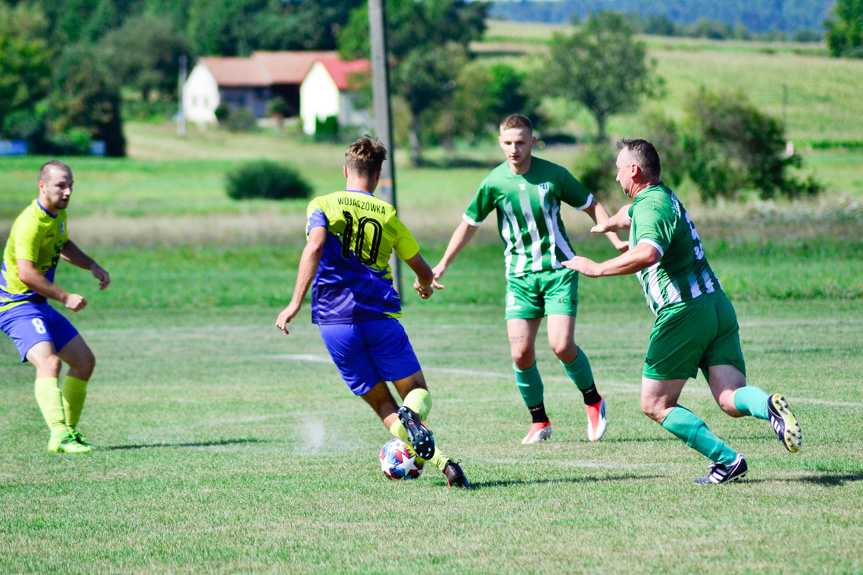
[643, 291, 746, 381]
[505, 268, 579, 320]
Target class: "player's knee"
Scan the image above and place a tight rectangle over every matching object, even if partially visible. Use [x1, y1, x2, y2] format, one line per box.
[550, 341, 577, 362]
[511, 349, 535, 370]
[717, 394, 743, 417]
[71, 348, 96, 375]
[43, 353, 62, 375]
[640, 398, 665, 423]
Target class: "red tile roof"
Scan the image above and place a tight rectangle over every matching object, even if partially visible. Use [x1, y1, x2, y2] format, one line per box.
[316, 57, 370, 91]
[199, 51, 339, 87]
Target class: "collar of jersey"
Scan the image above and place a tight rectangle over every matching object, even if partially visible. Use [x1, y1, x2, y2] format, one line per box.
[344, 189, 374, 197]
[36, 200, 58, 219]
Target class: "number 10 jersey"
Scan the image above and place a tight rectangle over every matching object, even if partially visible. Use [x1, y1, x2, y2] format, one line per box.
[305, 190, 420, 325]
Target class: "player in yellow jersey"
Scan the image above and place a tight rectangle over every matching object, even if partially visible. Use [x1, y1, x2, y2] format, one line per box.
[275, 137, 469, 487]
[1, 161, 110, 453]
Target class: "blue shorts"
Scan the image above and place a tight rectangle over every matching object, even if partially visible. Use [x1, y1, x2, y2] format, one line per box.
[318, 318, 422, 396]
[0, 303, 79, 362]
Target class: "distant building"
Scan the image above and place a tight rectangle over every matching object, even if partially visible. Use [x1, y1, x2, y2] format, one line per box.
[300, 58, 371, 135]
[182, 51, 337, 126]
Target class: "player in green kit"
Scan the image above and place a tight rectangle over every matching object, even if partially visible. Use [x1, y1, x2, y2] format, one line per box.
[1, 161, 110, 453]
[564, 139, 802, 484]
[433, 114, 627, 444]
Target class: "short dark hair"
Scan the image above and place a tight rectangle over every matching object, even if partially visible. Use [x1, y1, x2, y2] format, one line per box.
[500, 114, 533, 133]
[618, 138, 661, 180]
[38, 160, 72, 183]
[345, 136, 387, 178]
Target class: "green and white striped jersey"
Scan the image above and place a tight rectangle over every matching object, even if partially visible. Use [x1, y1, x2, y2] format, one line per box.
[629, 183, 722, 315]
[464, 157, 593, 278]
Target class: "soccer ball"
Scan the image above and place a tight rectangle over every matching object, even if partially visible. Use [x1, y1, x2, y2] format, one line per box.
[379, 438, 424, 480]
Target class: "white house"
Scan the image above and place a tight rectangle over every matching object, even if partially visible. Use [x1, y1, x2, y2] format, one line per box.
[182, 51, 337, 127]
[300, 58, 371, 135]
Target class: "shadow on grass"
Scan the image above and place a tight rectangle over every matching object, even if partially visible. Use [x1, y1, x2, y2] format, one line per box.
[749, 471, 863, 487]
[103, 438, 266, 451]
[465, 474, 664, 489]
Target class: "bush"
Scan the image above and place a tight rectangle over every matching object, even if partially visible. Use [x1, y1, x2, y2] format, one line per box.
[572, 144, 617, 199]
[49, 128, 93, 156]
[222, 108, 259, 133]
[226, 160, 312, 201]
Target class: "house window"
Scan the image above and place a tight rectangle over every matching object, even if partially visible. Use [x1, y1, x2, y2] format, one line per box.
[192, 96, 198, 108]
[204, 97, 209, 108]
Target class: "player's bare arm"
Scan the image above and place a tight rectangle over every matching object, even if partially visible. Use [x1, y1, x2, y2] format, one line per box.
[61, 240, 110, 290]
[591, 204, 633, 234]
[405, 252, 435, 300]
[582, 201, 628, 253]
[16, 258, 87, 312]
[276, 227, 326, 335]
[431, 220, 480, 289]
[563, 242, 660, 278]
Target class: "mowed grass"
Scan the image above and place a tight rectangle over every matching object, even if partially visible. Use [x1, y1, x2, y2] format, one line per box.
[0, 241, 861, 574]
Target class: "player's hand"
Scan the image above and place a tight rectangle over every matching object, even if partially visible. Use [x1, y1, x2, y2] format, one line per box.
[431, 264, 446, 290]
[414, 280, 434, 300]
[64, 293, 87, 312]
[613, 238, 629, 253]
[275, 302, 301, 335]
[590, 222, 611, 234]
[91, 264, 110, 290]
[563, 256, 601, 278]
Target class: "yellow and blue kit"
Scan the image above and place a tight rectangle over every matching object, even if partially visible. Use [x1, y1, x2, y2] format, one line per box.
[0, 200, 78, 361]
[306, 190, 420, 325]
[306, 190, 422, 395]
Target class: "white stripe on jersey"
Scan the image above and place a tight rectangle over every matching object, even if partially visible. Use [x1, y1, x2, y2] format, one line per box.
[548, 198, 575, 265]
[462, 213, 480, 227]
[666, 279, 682, 305]
[518, 193, 543, 272]
[646, 262, 663, 309]
[636, 268, 657, 314]
[702, 270, 716, 294]
[637, 238, 665, 257]
[689, 273, 702, 298]
[575, 193, 594, 211]
[502, 200, 527, 276]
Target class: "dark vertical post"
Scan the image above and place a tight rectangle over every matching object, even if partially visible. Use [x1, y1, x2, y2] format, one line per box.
[178, 55, 187, 138]
[368, 0, 401, 295]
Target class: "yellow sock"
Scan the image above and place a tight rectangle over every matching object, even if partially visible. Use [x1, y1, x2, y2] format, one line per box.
[389, 417, 450, 471]
[62, 376, 88, 429]
[403, 388, 431, 420]
[388, 419, 410, 443]
[35, 377, 67, 434]
[429, 447, 450, 472]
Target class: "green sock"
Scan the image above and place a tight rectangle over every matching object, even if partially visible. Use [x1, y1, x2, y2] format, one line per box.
[62, 376, 88, 429]
[514, 362, 544, 409]
[35, 377, 67, 435]
[733, 386, 769, 420]
[661, 406, 738, 465]
[561, 349, 594, 391]
[403, 388, 431, 421]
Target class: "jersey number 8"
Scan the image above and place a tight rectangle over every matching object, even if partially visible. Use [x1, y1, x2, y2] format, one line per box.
[341, 211, 383, 265]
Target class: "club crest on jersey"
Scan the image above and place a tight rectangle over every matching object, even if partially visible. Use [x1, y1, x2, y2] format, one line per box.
[538, 183, 550, 193]
[519, 184, 526, 191]
[60, 222, 65, 234]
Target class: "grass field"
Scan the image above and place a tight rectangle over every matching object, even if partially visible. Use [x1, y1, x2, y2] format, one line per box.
[0, 240, 861, 574]
[1, 26, 862, 572]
